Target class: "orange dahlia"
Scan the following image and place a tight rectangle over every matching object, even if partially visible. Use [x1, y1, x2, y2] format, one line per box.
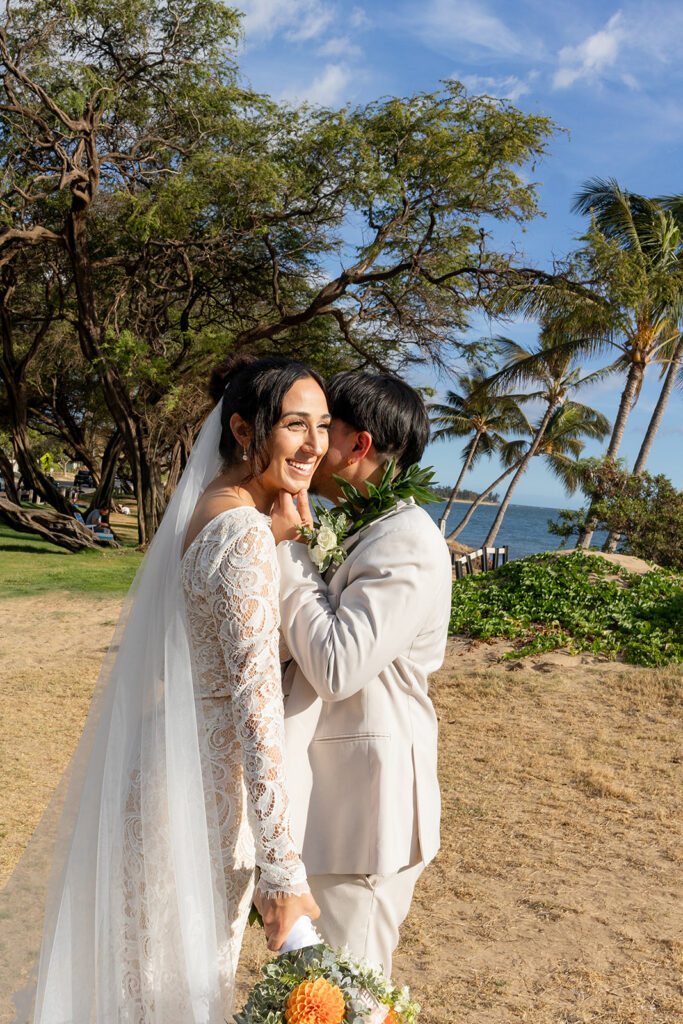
[383, 1011, 399, 1024]
[284, 977, 346, 1024]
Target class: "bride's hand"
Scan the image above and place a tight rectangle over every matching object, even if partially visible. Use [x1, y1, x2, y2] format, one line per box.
[254, 889, 321, 952]
[270, 489, 313, 544]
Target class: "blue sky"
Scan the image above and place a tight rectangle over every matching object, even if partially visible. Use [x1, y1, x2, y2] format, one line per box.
[234, 0, 683, 507]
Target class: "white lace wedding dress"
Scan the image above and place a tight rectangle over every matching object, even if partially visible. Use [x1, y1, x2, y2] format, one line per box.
[118, 506, 307, 1022]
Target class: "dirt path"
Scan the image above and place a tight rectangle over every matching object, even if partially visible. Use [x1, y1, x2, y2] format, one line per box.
[1, 597, 681, 1023]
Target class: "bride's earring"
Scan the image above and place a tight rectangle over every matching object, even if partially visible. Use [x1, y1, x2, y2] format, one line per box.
[242, 447, 248, 462]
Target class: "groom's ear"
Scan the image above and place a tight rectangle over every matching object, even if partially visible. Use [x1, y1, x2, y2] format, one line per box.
[349, 430, 373, 462]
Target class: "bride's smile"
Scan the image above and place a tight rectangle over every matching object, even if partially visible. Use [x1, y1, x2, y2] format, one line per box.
[258, 376, 331, 497]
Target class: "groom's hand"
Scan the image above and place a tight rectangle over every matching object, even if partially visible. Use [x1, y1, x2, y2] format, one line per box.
[270, 489, 313, 544]
[254, 889, 321, 951]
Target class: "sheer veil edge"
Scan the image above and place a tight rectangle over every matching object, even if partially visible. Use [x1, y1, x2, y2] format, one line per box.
[0, 402, 232, 1023]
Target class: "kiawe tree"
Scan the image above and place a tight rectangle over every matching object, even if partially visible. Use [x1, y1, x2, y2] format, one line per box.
[0, 0, 251, 542]
[0, 0, 557, 545]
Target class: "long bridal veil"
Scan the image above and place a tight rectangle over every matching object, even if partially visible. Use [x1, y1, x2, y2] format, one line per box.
[1, 402, 236, 1023]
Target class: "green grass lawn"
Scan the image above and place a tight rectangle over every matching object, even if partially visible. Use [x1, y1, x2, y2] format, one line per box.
[0, 522, 143, 598]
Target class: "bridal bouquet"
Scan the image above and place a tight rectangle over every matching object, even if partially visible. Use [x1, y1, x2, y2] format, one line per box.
[233, 943, 419, 1024]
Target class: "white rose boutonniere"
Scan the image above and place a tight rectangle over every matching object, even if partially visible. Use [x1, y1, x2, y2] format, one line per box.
[298, 510, 350, 574]
[298, 460, 440, 578]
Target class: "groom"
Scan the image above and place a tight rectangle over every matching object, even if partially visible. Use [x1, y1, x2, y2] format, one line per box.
[272, 372, 452, 974]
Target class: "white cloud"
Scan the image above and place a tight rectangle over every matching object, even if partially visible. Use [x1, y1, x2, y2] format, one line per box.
[416, 0, 524, 57]
[456, 71, 539, 103]
[282, 62, 355, 106]
[350, 6, 371, 30]
[553, 12, 626, 89]
[239, 0, 334, 43]
[318, 35, 363, 60]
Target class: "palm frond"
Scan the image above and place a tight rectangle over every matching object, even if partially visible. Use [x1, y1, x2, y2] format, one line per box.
[572, 177, 644, 255]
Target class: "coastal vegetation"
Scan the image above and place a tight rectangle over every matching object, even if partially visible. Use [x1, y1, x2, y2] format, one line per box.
[550, 461, 683, 570]
[429, 181, 683, 549]
[449, 550, 683, 666]
[430, 485, 499, 504]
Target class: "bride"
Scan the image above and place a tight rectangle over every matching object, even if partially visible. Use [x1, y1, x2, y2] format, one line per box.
[17, 354, 327, 1023]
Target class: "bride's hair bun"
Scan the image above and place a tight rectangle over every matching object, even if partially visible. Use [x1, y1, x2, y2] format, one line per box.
[208, 353, 259, 405]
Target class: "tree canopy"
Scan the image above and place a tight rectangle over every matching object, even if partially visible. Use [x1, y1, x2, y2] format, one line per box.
[0, 0, 557, 543]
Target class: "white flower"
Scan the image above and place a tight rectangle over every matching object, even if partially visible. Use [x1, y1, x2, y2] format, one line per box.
[309, 544, 324, 567]
[316, 524, 338, 553]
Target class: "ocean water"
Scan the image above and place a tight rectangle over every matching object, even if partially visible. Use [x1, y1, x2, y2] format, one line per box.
[423, 499, 609, 561]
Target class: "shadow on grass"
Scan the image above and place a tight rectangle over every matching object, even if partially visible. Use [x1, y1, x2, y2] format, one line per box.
[0, 541, 71, 555]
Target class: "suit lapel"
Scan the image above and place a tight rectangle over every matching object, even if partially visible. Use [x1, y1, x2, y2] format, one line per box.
[323, 497, 415, 584]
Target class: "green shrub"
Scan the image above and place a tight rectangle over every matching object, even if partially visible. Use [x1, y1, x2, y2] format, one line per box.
[449, 551, 683, 666]
[549, 460, 683, 570]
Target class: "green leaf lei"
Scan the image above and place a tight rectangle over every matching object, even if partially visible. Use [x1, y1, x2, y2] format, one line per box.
[299, 460, 440, 575]
[333, 459, 440, 534]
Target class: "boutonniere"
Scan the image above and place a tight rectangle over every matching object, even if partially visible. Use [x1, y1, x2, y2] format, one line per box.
[298, 460, 439, 575]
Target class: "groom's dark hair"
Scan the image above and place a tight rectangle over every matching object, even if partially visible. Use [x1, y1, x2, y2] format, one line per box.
[327, 372, 430, 470]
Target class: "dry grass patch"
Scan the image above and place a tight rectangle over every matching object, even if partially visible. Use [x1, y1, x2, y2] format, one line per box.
[0, 594, 122, 881]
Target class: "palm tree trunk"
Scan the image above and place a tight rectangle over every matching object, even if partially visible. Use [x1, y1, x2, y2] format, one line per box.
[437, 431, 482, 533]
[633, 336, 682, 475]
[603, 337, 683, 552]
[578, 361, 644, 549]
[447, 463, 516, 541]
[483, 401, 558, 548]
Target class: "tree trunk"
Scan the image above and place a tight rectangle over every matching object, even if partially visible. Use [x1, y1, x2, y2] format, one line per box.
[578, 361, 644, 549]
[437, 431, 481, 534]
[0, 450, 20, 503]
[447, 463, 516, 541]
[634, 337, 682, 476]
[603, 337, 683, 552]
[0, 496, 116, 551]
[10, 415, 74, 514]
[483, 401, 558, 548]
[164, 425, 195, 502]
[85, 431, 123, 516]
[0, 272, 75, 515]
[67, 204, 161, 546]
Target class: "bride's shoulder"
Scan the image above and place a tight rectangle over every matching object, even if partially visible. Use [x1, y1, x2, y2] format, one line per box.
[183, 504, 271, 562]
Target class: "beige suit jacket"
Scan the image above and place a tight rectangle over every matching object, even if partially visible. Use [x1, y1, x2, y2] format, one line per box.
[278, 499, 452, 876]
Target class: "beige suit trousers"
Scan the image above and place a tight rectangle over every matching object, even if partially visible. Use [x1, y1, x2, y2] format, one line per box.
[308, 862, 424, 976]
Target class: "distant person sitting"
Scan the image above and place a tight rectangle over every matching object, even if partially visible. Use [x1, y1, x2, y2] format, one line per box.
[85, 507, 112, 536]
[86, 506, 109, 528]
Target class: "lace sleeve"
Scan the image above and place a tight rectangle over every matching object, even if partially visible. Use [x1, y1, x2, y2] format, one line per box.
[208, 516, 308, 899]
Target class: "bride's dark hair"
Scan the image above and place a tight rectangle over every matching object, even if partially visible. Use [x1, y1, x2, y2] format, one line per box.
[209, 353, 326, 473]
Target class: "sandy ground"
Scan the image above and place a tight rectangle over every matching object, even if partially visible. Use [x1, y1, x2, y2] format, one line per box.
[1, 593, 681, 1023]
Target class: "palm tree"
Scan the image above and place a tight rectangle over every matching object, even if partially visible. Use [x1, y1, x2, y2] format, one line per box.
[569, 179, 683, 546]
[429, 368, 529, 533]
[446, 403, 610, 541]
[633, 334, 683, 476]
[468, 332, 612, 548]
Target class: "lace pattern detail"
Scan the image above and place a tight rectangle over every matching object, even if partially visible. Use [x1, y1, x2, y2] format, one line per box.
[182, 508, 307, 896]
[114, 508, 306, 1021]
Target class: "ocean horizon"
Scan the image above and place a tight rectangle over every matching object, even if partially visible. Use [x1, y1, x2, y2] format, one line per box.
[423, 499, 609, 561]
